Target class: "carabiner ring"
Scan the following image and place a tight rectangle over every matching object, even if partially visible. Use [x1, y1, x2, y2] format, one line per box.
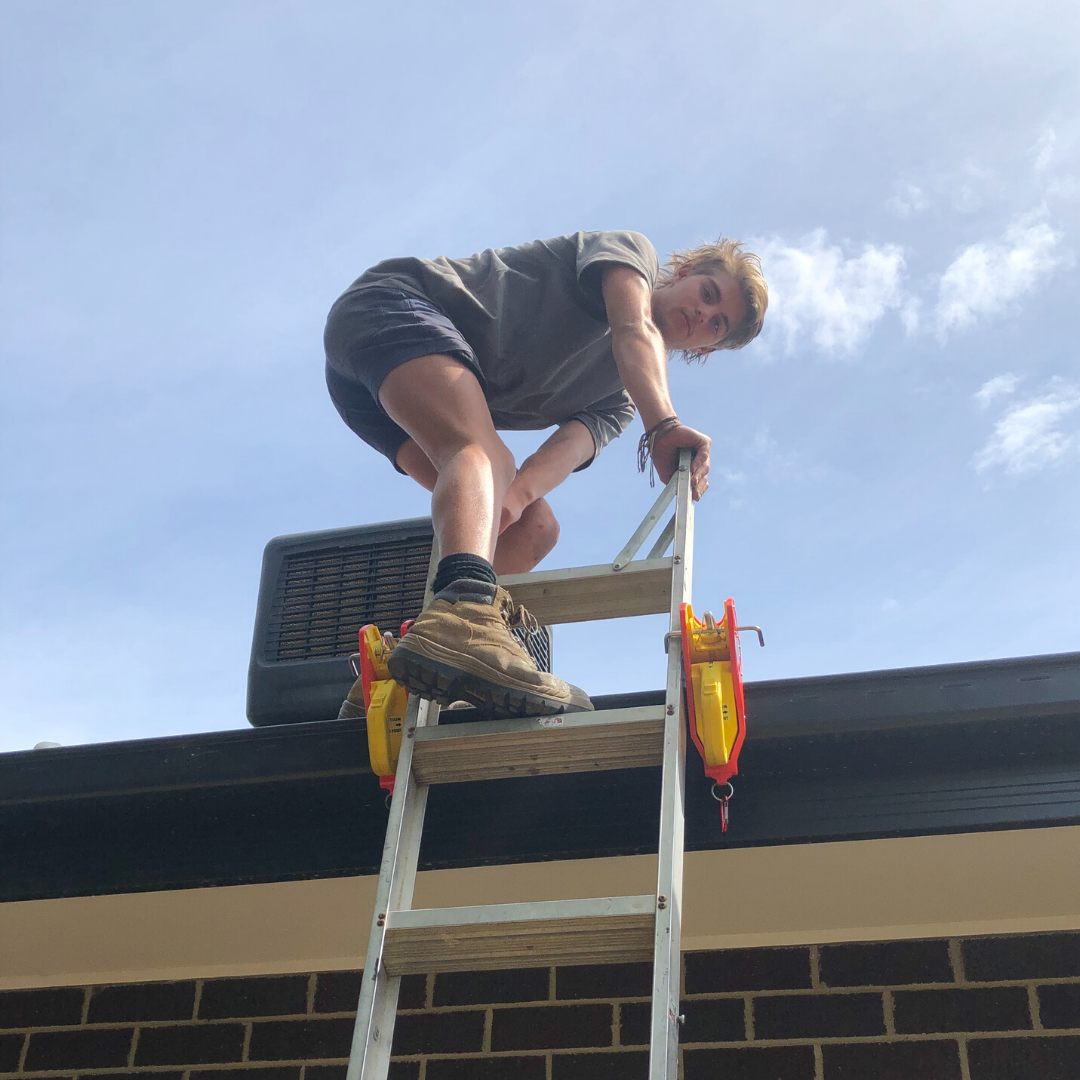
[711, 781, 734, 803]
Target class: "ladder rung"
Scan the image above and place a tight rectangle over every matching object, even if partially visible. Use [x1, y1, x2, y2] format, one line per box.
[382, 895, 656, 975]
[411, 706, 665, 784]
[498, 558, 672, 625]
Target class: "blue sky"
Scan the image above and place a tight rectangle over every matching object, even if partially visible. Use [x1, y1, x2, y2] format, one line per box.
[2, 0, 1078, 751]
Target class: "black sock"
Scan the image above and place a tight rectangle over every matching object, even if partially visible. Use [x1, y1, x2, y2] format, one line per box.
[432, 553, 497, 596]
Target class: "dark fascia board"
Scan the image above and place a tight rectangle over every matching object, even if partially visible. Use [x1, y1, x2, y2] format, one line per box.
[5, 651, 1078, 804]
[2, 651, 1078, 903]
[748, 650, 1080, 738]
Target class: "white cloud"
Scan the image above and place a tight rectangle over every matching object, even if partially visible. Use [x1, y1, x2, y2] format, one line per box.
[975, 378, 1080, 475]
[757, 229, 908, 356]
[935, 212, 1068, 336]
[1032, 129, 1056, 173]
[951, 161, 1003, 214]
[714, 466, 746, 485]
[887, 182, 929, 217]
[973, 373, 1021, 409]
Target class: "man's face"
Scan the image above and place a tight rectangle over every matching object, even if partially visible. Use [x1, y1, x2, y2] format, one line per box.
[653, 268, 746, 354]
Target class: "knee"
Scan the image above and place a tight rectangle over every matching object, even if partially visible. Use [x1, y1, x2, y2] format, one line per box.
[520, 498, 560, 559]
[456, 440, 516, 490]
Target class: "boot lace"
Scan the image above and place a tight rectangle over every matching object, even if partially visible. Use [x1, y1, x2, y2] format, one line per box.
[499, 593, 541, 668]
[506, 600, 539, 634]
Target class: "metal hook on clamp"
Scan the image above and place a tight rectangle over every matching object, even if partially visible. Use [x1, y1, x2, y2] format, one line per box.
[737, 625, 766, 647]
[711, 780, 734, 833]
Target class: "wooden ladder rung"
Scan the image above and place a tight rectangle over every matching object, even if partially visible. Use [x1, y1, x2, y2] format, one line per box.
[382, 896, 656, 975]
[411, 706, 665, 784]
[498, 558, 672, 625]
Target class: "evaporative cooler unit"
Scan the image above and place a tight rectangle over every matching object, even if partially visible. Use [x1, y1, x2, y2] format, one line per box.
[246, 517, 552, 726]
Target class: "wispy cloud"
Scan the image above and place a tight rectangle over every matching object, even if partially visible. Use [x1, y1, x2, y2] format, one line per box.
[887, 181, 929, 217]
[1031, 129, 1056, 173]
[757, 230, 908, 356]
[973, 373, 1021, 408]
[974, 377, 1080, 475]
[935, 212, 1068, 336]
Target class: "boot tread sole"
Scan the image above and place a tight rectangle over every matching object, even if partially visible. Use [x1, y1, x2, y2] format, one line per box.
[388, 647, 590, 717]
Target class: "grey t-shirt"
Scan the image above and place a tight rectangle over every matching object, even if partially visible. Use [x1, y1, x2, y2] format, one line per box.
[346, 230, 659, 465]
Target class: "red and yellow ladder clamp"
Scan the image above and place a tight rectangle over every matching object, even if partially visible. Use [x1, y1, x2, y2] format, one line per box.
[350, 622, 410, 795]
[679, 598, 762, 830]
[355, 600, 759, 826]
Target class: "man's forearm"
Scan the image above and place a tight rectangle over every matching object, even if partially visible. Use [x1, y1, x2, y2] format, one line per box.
[510, 420, 595, 505]
[609, 324, 677, 432]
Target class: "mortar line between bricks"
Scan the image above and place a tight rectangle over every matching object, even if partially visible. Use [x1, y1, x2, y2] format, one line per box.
[482, 1007, 492, 1054]
[425, 973, 433, 1010]
[809, 945, 821, 989]
[5, 1067, 319, 1077]
[80, 988, 91, 1026]
[883, 989, 895, 1036]
[127, 1027, 140, 1069]
[647, 1028, 1080, 1049]
[613, 1002, 621, 1047]
[400, 1048, 646, 1061]
[703, 975, 1080, 994]
[958, 1037, 972, 1080]
[949, 938, 966, 983]
[681, 983, 976, 997]
[241, 1021, 251, 1062]
[547, 967, 555, 1003]
[1028, 983, 1043, 1030]
[395, 998, 642, 1013]
[306, 975, 316, 1015]
[1, 1016, 333, 1035]
[744, 995, 754, 1041]
[16, 1032, 28, 1074]
[18, 1068, 202, 1075]
[340, 982, 1064, 1013]
[192, 982, 203, 1021]
[418, 1060, 426, 1080]
[545, 1052, 551, 1080]
[813, 1043, 823, 1080]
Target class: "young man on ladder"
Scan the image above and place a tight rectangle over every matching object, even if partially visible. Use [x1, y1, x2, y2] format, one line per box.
[325, 231, 768, 718]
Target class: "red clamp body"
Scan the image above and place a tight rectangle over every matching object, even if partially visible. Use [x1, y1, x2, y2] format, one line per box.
[357, 623, 409, 795]
[680, 598, 747, 789]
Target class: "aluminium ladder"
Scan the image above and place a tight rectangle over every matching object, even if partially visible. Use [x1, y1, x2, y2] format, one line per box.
[347, 448, 697, 1080]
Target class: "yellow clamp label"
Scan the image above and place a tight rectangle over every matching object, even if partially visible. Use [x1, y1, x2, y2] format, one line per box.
[366, 677, 409, 777]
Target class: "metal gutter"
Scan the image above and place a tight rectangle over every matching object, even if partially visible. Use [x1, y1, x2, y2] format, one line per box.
[2, 651, 1078, 903]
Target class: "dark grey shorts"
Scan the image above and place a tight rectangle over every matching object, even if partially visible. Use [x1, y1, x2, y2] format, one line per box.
[324, 285, 483, 472]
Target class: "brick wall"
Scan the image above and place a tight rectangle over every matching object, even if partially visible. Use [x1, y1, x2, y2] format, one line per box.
[2, 931, 1079, 1080]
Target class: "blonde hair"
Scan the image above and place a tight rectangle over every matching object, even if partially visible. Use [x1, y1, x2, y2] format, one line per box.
[659, 238, 768, 356]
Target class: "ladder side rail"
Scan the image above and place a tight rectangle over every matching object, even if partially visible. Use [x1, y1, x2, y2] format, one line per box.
[347, 695, 437, 1080]
[648, 449, 694, 1080]
[349, 541, 442, 1080]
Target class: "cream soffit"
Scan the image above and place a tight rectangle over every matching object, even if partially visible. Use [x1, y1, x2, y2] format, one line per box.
[2, 826, 1079, 990]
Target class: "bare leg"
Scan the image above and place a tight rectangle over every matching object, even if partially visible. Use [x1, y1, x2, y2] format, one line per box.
[378, 357, 590, 714]
[396, 438, 560, 574]
[379, 355, 515, 563]
[493, 500, 560, 574]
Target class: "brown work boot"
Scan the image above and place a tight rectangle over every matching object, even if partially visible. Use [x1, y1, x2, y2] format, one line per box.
[387, 580, 593, 716]
[337, 675, 366, 720]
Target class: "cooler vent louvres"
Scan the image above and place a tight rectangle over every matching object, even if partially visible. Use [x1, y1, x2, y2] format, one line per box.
[247, 517, 553, 727]
[267, 538, 432, 662]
